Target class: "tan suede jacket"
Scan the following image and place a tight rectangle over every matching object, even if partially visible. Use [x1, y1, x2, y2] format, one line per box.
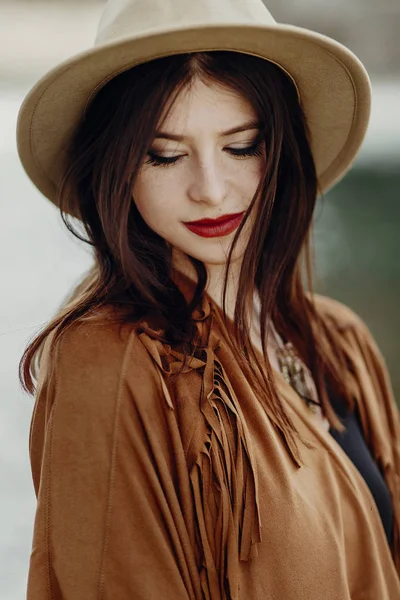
[27, 289, 400, 599]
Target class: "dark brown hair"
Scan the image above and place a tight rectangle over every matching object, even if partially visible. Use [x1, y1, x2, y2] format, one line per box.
[20, 51, 354, 464]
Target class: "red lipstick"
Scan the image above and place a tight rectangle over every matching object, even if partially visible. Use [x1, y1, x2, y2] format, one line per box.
[183, 212, 245, 238]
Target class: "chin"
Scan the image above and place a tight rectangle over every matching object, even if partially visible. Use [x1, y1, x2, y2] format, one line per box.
[188, 247, 244, 267]
[171, 236, 246, 269]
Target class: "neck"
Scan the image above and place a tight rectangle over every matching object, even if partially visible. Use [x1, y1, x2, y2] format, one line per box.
[171, 248, 242, 320]
[170, 249, 284, 370]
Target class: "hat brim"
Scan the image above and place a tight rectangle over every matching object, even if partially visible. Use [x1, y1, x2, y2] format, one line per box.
[16, 22, 371, 216]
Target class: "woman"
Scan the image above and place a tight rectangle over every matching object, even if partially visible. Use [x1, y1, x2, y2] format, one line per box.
[17, 0, 400, 598]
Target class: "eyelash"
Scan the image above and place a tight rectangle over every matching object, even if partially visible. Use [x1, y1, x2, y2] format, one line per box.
[145, 140, 264, 168]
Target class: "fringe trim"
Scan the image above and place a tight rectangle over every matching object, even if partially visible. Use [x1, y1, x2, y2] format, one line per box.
[323, 312, 400, 576]
[385, 465, 400, 573]
[190, 347, 262, 600]
[138, 319, 262, 600]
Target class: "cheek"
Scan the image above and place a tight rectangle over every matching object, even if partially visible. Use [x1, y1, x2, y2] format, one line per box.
[132, 174, 180, 232]
[251, 155, 266, 179]
[235, 158, 265, 197]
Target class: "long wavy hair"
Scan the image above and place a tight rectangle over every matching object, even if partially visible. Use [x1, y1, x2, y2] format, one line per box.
[20, 51, 354, 463]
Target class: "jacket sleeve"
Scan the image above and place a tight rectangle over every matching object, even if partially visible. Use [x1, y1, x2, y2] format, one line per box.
[315, 293, 400, 572]
[342, 310, 400, 571]
[324, 297, 400, 470]
[27, 321, 202, 600]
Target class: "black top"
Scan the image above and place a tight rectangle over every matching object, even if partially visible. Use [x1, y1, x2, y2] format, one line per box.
[327, 386, 394, 545]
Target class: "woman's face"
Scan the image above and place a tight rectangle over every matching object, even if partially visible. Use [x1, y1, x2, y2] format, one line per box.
[132, 76, 266, 267]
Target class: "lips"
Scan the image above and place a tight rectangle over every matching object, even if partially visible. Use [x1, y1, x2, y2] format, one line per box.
[183, 211, 245, 238]
[185, 212, 245, 226]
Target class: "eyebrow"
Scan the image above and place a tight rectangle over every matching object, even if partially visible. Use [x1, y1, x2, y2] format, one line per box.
[154, 120, 262, 141]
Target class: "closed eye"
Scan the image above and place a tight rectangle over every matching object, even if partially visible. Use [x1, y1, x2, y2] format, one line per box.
[145, 139, 265, 168]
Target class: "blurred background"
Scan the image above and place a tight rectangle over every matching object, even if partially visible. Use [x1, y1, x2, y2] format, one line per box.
[1, 1, 399, 597]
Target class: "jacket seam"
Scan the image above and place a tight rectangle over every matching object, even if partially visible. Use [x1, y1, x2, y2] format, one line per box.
[44, 337, 63, 600]
[97, 329, 137, 599]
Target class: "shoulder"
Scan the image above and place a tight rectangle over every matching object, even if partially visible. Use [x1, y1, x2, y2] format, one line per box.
[45, 306, 152, 365]
[37, 307, 162, 415]
[30, 308, 165, 482]
[311, 293, 389, 375]
[311, 292, 388, 366]
[311, 293, 369, 334]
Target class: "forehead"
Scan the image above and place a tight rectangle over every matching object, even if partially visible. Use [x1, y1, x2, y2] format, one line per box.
[159, 77, 257, 133]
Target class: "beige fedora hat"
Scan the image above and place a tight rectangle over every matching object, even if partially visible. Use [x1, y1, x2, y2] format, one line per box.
[16, 0, 371, 214]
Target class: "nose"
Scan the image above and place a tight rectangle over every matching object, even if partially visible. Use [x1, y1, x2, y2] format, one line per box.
[187, 155, 227, 207]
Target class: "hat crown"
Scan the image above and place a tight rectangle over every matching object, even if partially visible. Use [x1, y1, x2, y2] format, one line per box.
[96, 0, 276, 46]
